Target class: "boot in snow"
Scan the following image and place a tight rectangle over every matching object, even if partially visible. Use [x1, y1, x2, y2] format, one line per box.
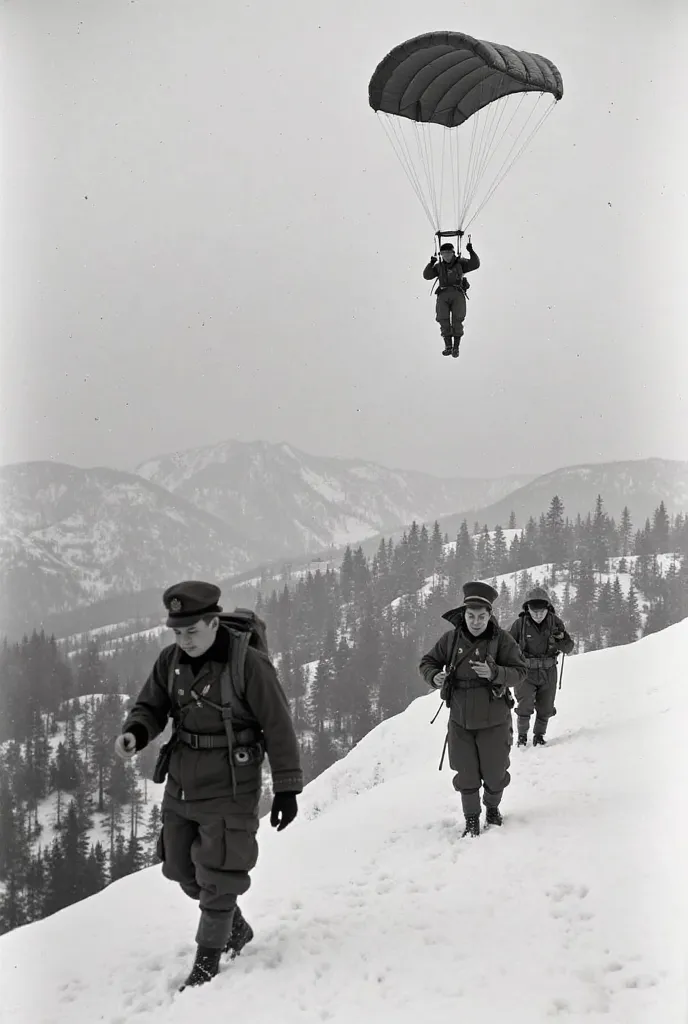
[533, 733, 546, 746]
[224, 905, 254, 959]
[462, 814, 480, 837]
[485, 807, 503, 827]
[180, 945, 222, 991]
[517, 734, 528, 748]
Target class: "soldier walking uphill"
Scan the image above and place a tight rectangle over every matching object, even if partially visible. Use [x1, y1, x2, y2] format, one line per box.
[509, 587, 574, 747]
[422, 238, 480, 357]
[419, 582, 526, 837]
[114, 581, 303, 991]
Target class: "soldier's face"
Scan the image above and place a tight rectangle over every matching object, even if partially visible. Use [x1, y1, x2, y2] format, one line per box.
[173, 617, 219, 656]
[440, 250, 454, 262]
[528, 605, 548, 623]
[465, 606, 490, 635]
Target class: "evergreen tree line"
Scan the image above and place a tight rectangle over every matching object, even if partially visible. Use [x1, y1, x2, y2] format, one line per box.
[0, 495, 685, 934]
[256, 496, 687, 780]
[0, 689, 165, 934]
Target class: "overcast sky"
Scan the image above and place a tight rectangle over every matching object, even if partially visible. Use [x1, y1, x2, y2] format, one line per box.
[1, 0, 686, 480]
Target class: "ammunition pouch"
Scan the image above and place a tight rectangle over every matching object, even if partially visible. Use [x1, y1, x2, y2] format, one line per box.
[524, 656, 557, 670]
[152, 737, 176, 785]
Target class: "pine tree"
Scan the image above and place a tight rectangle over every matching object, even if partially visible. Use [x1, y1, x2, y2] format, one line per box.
[652, 501, 671, 554]
[544, 495, 567, 566]
[619, 506, 633, 557]
[492, 525, 508, 573]
[0, 870, 26, 934]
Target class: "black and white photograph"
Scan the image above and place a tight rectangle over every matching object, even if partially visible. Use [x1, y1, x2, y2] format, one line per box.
[0, 0, 686, 1019]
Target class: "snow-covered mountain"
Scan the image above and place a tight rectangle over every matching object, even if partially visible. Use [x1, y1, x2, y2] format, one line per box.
[1, 619, 685, 1023]
[0, 462, 257, 639]
[134, 439, 532, 558]
[439, 457, 688, 534]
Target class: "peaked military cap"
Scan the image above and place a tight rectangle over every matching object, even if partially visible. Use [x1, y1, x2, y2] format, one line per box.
[523, 586, 552, 611]
[461, 580, 499, 610]
[162, 580, 222, 627]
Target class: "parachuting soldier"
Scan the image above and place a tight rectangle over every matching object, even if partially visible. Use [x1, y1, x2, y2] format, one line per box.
[114, 581, 303, 990]
[509, 586, 574, 747]
[419, 581, 527, 836]
[422, 237, 480, 357]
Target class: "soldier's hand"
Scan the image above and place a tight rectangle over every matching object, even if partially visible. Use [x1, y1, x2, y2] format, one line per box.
[552, 631, 564, 642]
[430, 254, 437, 263]
[114, 732, 137, 760]
[270, 791, 298, 832]
[470, 659, 494, 680]
[432, 669, 448, 689]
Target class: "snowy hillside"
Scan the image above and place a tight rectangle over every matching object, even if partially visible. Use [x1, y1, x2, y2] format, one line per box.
[0, 462, 257, 639]
[441, 457, 688, 534]
[135, 438, 533, 557]
[2, 618, 686, 1023]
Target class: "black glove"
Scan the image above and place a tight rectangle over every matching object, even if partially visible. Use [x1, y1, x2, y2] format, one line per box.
[466, 241, 474, 252]
[270, 791, 298, 831]
[430, 254, 437, 263]
[551, 631, 564, 642]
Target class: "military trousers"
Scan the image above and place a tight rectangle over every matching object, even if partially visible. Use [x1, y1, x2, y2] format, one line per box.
[435, 288, 466, 340]
[515, 673, 557, 736]
[157, 793, 259, 949]
[448, 719, 512, 816]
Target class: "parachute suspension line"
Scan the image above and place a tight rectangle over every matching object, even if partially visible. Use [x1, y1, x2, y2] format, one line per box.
[463, 88, 524, 217]
[460, 84, 491, 223]
[412, 120, 441, 228]
[449, 127, 463, 238]
[377, 113, 437, 229]
[463, 96, 557, 230]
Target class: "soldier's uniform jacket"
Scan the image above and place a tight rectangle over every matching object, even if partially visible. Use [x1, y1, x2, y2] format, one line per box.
[422, 248, 480, 292]
[419, 610, 527, 730]
[509, 608, 574, 679]
[123, 626, 303, 804]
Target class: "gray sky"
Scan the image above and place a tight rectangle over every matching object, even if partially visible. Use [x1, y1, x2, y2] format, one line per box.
[1, 0, 686, 480]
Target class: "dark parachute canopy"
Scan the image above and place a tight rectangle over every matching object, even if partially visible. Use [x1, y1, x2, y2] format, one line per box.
[368, 31, 563, 235]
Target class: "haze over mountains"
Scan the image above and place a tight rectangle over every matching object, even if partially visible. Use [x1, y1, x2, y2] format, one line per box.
[1, 439, 686, 640]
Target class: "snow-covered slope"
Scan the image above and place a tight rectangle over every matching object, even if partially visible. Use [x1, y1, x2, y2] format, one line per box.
[0, 462, 256, 638]
[135, 439, 532, 557]
[2, 618, 685, 1024]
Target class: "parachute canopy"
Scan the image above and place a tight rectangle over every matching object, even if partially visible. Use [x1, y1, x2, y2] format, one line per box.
[368, 31, 563, 236]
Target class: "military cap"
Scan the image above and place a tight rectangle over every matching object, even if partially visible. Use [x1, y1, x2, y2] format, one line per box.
[461, 580, 499, 610]
[522, 586, 552, 610]
[162, 580, 222, 627]
[439, 242, 455, 252]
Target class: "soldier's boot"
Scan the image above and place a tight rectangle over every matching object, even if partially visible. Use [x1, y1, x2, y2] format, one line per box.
[442, 337, 453, 356]
[485, 807, 503, 827]
[462, 814, 480, 838]
[533, 733, 546, 746]
[517, 734, 528, 748]
[180, 945, 222, 991]
[451, 337, 461, 358]
[223, 905, 254, 959]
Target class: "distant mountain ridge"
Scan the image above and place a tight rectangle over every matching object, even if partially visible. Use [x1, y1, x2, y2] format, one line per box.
[0, 461, 256, 639]
[134, 439, 531, 558]
[438, 458, 688, 536]
[2, 445, 686, 642]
